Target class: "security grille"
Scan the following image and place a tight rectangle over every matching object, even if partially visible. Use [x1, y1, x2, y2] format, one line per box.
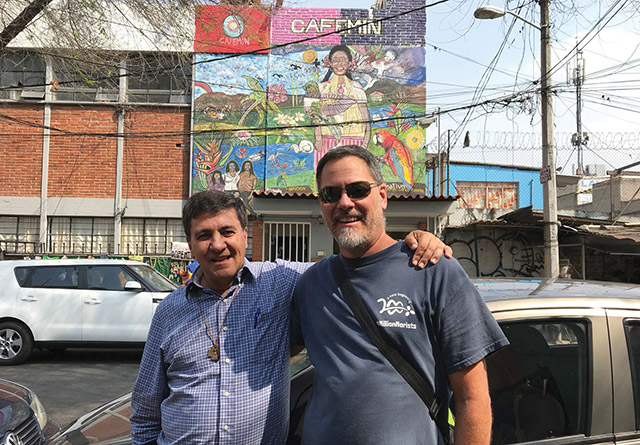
[263, 222, 310, 262]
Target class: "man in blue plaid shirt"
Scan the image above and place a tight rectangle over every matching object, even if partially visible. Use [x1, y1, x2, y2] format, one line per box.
[130, 190, 448, 444]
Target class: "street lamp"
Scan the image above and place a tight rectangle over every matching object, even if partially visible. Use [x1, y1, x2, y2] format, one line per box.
[474, 3, 560, 278]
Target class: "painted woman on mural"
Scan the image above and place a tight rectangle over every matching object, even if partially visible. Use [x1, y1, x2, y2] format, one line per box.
[207, 169, 225, 192]
[224, 160, 240, 192]
[309, 45, 371, 171]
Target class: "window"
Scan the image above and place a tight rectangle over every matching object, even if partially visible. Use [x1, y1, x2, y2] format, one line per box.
[0, 51, 45, 100]
[87, 265, 133, 291]
[456, 181, 518, 209]
[28, 266, 78, 289]
[487, 321, 588, 444]
[127, 53, 192, 104]
[48, 217, 113, 255]
[121, 218, 184, 255]
[263, 222, 310, 262]
[0, 216, 39, 254]
[50, 55, 120, 102]
[625, 320, 640, 428]
[128, 264, 177, 292]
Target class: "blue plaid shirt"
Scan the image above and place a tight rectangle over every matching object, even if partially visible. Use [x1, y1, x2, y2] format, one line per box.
[130, 259, 310, 444]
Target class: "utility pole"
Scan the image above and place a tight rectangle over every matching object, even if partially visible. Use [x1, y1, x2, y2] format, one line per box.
[571, 50, 588, 176]
[540, 0, 560, 278]
[474, 1, 560, 278]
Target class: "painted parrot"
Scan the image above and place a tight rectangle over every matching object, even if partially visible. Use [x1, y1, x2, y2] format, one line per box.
[373, 129, 414, 189]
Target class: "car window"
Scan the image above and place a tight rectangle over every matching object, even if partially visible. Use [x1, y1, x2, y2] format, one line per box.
[487, 321, 588, 444]
[624, 319, 640, 429]
[29, 266, 78, 289]
[87, 266, 133, 291]
[127, 264, 178, 292]
[14, 267, 34, 286]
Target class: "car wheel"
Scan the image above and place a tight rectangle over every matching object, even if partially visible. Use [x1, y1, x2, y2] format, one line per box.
[0, 322, 33, 365]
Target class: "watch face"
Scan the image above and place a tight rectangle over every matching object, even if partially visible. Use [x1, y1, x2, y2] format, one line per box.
[223, 15, 245, 38]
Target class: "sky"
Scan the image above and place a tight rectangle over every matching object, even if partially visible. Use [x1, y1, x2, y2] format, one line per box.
[285, 0, 640, 175]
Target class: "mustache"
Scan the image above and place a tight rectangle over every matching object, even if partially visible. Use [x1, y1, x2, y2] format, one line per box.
[333, 209, 363, 220]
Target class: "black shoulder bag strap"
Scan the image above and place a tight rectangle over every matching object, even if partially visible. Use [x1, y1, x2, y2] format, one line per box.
[332, 256, 453, 444]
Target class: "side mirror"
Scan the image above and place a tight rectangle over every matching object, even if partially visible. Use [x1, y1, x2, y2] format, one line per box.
[124, 281, 144, 292]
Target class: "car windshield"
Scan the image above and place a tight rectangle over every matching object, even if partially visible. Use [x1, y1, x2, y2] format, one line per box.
[128, 264, 178, 292]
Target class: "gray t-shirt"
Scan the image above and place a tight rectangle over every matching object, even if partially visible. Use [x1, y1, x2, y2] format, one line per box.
[291, 241, 508, 444]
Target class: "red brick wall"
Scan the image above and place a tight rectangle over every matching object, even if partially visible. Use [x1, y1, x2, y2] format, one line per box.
[251, 219, 263, 261]
[49, 106, 117, 198]
[0, 104, 44, 196]
[123, 108, 191, 200]
[1, 103, 191, 200]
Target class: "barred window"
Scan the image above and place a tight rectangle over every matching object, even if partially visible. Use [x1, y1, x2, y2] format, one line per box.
[121, 218, 184, 255]
[263, 222, 310, 262]
[0, 216, 39, 254]
[48, 217, 113, 255]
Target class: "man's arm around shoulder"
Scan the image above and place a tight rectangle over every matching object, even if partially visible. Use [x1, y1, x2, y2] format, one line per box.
[449, 360, 492, 445]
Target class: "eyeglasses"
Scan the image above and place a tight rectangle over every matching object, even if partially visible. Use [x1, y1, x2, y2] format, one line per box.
[318, 181, 379, 204]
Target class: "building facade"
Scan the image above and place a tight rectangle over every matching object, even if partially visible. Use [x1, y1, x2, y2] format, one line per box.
[1, 0, 455, 263]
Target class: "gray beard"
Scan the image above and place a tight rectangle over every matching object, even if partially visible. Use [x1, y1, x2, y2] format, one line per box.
[334, 226, 371, 251]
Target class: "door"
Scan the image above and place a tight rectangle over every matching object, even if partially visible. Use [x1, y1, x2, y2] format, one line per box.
[16, 265, 83, 341]
[606, 309, 640, 444]
[488, 308, 614, 444]
[81, 265, 152, 342]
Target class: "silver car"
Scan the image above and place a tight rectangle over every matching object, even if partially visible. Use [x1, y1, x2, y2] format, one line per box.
[47, 278, 640, 444]
[0, 259, 178, 365]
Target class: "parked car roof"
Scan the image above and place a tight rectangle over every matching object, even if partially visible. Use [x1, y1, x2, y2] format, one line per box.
[474, 277, 640, 311]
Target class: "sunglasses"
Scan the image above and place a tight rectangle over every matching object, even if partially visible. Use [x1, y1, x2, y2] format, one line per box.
[318, 181, 379, 204]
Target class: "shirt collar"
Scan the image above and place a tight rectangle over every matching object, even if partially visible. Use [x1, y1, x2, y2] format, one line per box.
[186, 259, 256, 298]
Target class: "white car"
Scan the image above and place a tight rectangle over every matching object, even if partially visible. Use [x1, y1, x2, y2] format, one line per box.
[0, 259, 178, 365]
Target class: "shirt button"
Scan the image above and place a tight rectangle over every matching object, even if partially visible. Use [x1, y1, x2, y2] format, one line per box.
[223, 326, 228, 331]
[225, 358, 230, 363]
[223, 425, 229, 431]
[224, 391, 230, 397]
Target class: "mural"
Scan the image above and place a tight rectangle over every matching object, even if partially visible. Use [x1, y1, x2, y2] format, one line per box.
[191, 6, 428, 203]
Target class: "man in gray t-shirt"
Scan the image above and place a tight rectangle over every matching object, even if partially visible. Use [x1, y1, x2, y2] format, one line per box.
[291, 145, 508, 444]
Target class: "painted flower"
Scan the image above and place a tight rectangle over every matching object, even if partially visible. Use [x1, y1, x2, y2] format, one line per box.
[401, 122, 411, 131]
[274, 113, 288, 124]
[235, 130, 252, 140]
[267, 83, 287, 104]
[405, 128, 425, 150]
[295, 112, 305, 122]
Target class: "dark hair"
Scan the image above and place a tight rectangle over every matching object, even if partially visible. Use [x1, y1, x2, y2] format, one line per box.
[182, 191, 247, 239]
[316, 145, 383, 189]
[226, 160, 239, 173]
[241, 160, 254, 175]
[212, 170, 223, 179]
[321, 45, 353, 83]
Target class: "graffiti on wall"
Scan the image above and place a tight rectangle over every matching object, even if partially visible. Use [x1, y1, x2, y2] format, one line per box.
[191, 6, 427, 203]
[448, 230, 544, 278]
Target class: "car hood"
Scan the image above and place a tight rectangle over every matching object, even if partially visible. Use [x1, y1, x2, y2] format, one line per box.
[0, 380, 32, 432]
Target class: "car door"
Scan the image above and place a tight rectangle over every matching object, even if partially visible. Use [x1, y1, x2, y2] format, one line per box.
[15, 265, 83, 341]
[605, 309, 640, 444]
[488, 308, 614, 444]
[81, 265, 153, 342]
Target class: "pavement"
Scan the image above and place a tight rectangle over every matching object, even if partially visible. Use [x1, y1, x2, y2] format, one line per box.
[1, 348, 143, 428]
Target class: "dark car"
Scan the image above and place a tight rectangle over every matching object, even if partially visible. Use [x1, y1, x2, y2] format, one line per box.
[0, 378, 57, 444]
[49, 278, 640, 444]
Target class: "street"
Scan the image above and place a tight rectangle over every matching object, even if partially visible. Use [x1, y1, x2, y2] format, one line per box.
[1, 347, 142, 429]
